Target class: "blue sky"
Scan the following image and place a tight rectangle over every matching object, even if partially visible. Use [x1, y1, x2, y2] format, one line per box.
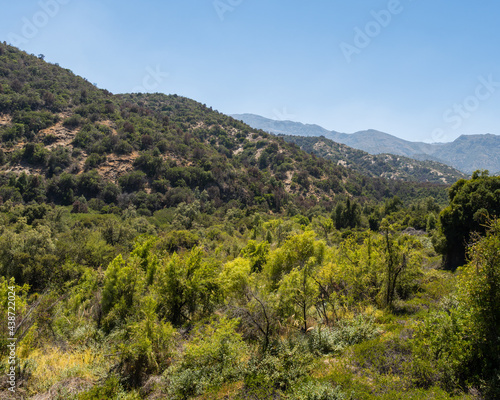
[1, 0, 500, 143]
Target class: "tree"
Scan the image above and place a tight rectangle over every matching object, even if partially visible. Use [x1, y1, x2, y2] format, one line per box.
[334, 198, 361, 229]
[154, 248, 220, 326]
[265, 231, 326, 331]
[101, 254, 144, 332]
[381, 221, 407, 309]
[220, 257, 276, 350]
[456, 219, 500, 396]
[414, 219, 500, 397]
[439, 171, 500, 270]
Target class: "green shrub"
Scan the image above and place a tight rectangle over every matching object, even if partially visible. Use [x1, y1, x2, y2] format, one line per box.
[77, 375, 127, 400]
[244, 337, 315, 392]
[351, 335, 413, 377]
[308, 315, 381, 355]
[156, 230, 200, 253]
[291, 380, 348, 400]
[63, 114, 84, 129]
[165, 317, 247, 398]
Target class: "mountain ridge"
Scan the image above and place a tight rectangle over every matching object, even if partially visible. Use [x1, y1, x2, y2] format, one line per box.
[279, 134, 466, 185]
[232, 113, 500, 174]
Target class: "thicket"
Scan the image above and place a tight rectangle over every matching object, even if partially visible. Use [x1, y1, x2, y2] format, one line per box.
[0, 188, 497, 398]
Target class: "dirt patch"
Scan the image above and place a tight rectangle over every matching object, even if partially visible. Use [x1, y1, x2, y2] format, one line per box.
[96, 151, 140, 181]
[39, 121, 79, 150]
[99, 120, 118, 135]
[0, 114, 12, 127]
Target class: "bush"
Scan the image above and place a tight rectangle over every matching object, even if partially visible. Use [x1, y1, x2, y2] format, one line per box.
[291, 380, 348, 400]
[84, 153, 106, 170]
[63, 114, 83, 129]
[118, 171, 146, 192]
[114, 140, 133, 155]
[156, 230, 200, 253]
[118, 298, 176, 388]
[244, 337, 315, 392]
[351, 335, 413, 377]
[308, 315, 381, 355]
[165, 317, 247, 398]
[77, 375, 130, 400]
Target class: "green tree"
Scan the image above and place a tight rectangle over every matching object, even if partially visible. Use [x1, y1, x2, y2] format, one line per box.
[456, 219, 500, 396]
[439, 171, 500, 269]
[166, 317, 247, 398]
[265, 231, 326, 331]
[101, 254, 144, 332]
[412, 220, 500, 397]
[381, 221, 423, 309]
[154, 248, 220, 326]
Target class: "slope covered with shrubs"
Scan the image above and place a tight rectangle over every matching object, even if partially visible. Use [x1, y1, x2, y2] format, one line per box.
[0, 43, 448, 216]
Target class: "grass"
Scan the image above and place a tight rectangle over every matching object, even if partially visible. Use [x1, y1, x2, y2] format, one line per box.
[24, 346, 112, 395]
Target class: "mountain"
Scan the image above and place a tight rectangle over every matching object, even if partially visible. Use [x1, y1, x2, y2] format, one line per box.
[0, 44, 448, 213]
[280, 135, 467, 185]
[230, 113, 335, 137]
[232, 114, 500, 174]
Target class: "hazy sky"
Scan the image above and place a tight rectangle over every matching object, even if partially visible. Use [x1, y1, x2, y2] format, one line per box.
[2, 0, 500, 143]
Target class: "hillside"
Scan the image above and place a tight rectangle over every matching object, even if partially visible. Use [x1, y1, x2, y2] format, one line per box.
[0, 44, 448, 213]
[233, 113, 500, 174]
[281, 135, 467, 184]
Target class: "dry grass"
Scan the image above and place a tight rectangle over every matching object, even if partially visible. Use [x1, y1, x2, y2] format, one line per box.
[25, 346, 112, 395]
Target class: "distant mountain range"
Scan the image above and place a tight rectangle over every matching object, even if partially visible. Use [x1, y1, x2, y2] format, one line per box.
[278, 135, 467, 185]
[232, 114, 500, 174]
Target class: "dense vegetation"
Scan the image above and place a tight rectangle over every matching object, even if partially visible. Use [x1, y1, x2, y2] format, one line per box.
[437, 170, 500, 270]
[0, 44, 499, 400]
[1, 191, 499, 399]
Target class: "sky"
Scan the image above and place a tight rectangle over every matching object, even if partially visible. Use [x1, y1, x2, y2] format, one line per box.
[1, 0, 500, 143]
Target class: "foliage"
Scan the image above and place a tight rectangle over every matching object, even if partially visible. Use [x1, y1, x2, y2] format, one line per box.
[154, 248, 220, 326]
[0, 44, 490, 400]
[439, 170, 500, 269]
[165, 317, 247, 398]
[290, 381, 348, 400]
[308, 315, 381, 355]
